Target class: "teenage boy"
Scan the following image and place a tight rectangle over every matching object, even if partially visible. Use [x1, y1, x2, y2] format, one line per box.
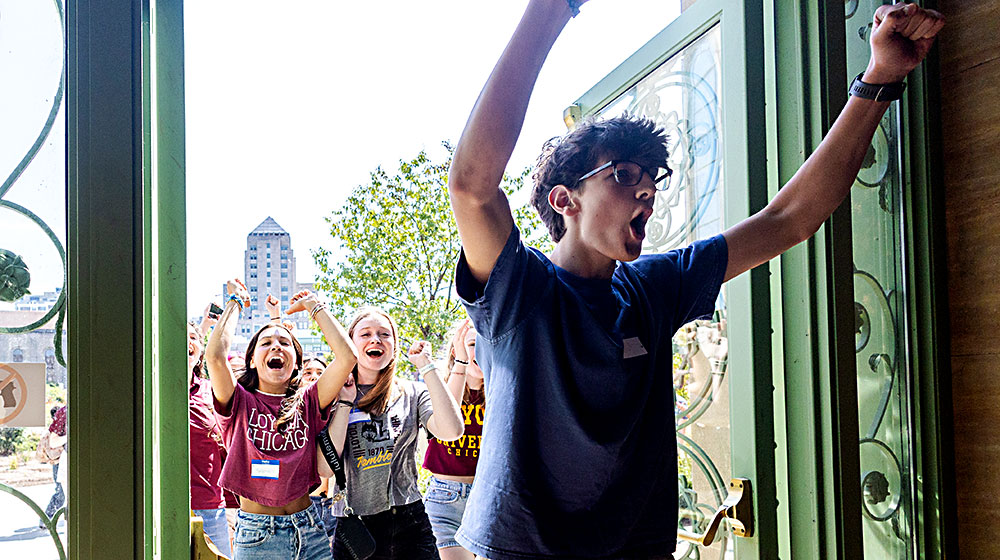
[447, 1, 943, 558]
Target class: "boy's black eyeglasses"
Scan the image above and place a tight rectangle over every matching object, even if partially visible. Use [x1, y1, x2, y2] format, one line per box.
[575, 160, 673, 190]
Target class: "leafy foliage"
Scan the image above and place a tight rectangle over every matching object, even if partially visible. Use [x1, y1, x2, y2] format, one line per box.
[0, 248, 31, 302]
[314, 143, 551, 350]
[47, 383, 66, 407]
[0, 428, 24, 456]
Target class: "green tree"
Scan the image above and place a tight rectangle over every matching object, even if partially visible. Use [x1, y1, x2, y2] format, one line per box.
[313, 143, 551, 352]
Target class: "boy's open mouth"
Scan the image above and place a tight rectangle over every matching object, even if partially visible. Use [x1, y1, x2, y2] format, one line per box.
[630, 214, 647, 240]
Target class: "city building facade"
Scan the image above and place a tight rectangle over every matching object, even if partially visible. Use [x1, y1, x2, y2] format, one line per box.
[222, 217, 323, 358]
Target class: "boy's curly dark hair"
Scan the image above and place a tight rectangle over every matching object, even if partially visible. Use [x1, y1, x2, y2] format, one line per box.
[531, 115, 669, 242]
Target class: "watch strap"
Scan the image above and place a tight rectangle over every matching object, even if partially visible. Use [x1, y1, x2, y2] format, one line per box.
[849, 73, 906, 102]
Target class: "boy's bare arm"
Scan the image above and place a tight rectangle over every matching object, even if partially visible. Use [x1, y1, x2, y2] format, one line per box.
[449, 0, 578, 285]
[722, 3, 943, 282]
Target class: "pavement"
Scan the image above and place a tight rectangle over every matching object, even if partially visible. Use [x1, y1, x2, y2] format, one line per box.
[0, 482, 67, 560]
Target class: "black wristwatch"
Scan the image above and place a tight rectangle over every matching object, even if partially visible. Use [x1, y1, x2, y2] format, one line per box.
[849, 73, 906, 102]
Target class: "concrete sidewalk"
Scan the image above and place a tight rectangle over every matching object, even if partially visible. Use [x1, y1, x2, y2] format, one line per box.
[0, 482, 67, 560]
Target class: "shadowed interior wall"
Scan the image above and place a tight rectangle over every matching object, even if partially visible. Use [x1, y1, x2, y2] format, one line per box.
[938, 1, 1000, 556]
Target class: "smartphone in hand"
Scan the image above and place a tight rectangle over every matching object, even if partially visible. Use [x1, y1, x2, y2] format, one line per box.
[207, 302, 224, 319]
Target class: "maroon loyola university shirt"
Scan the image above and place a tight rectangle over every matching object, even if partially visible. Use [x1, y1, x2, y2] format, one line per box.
[214, 382, 330, 507]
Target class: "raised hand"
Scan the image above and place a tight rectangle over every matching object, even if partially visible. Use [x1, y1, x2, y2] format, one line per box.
[866, 3, 945, 83]
[451, 319, 471, 363]
[264, 293, 281, 319]
[286, 290, 319, 314]
[406, 340, 433, 369]
[226, 279, 250, 309]
[201, 302, 219, 329]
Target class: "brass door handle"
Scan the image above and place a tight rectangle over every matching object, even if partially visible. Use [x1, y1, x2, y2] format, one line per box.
[677, 478, 754, 547]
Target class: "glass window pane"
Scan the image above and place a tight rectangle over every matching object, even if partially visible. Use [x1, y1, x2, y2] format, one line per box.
[846, 2, 914, 557]
[0, 0, 69, 555]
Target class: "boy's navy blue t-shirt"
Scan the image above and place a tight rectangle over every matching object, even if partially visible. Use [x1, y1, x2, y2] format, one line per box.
[454, 226, 727, 560]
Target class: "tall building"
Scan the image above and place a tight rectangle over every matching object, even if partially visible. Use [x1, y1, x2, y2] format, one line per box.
[235, 217, 314, 340]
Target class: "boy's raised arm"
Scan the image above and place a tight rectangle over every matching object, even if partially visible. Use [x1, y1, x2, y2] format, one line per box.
[722, 3, 943, 282]
[448, 0, 579, 285]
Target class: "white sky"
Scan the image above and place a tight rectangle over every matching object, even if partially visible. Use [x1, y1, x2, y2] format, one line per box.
[0, 1, 682, 316]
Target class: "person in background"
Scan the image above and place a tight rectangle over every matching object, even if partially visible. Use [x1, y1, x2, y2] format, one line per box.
[39, 404, 67, 529]
[207, 281, 356, 560]
[188, 319, 232, 558]
[422, 319, 485, 560]
[322, 308, 464, 560]
[303, 357, 339, 552]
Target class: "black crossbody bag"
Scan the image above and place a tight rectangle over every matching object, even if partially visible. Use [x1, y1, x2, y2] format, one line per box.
[318, 428, 375, 560]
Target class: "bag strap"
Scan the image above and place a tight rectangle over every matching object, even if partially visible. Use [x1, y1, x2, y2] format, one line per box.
[317, 428, 346, 489]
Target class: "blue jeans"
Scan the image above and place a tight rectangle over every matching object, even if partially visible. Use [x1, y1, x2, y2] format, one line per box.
[309, 495, 338, 549]
[195, 507, 233, 558]
[423, 477, 473, 549]
[234, 508, 332, 560]
[44, 463, 65, 519]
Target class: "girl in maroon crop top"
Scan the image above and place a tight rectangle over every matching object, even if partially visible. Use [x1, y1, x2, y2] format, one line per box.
[205, 280, 358, 560]
[422, 318, 486, 560]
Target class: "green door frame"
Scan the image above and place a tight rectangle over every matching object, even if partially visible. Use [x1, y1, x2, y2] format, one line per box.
[59, 0, 953, 557]
[766, 1, 956, 559]
[896, 3, 957, 554]
[570, 1, 776, 557]
[67, 0, 188, 557]
[765, 1, 862, 557]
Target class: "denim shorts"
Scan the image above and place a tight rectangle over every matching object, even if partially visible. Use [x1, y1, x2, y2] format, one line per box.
[423, 477, 473, 549]
[309, 495, 338, 543]
[233, 507, 332, 560]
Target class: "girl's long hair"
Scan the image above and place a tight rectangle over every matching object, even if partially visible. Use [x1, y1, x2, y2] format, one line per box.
[348, 307, 400, 416]
[188, 322, 205, 379]
[239, 324, 305, 432]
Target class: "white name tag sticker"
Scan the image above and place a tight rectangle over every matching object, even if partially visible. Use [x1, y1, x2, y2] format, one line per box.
[348, 409, 370, 424]
[623, 337, 648, 359]
[250, 459, 280, 479]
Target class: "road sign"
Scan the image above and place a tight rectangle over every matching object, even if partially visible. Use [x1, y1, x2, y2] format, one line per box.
[0, 362, 45, 427]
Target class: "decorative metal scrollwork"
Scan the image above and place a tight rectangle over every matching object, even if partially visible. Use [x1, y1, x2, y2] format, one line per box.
[846, 0, 860, 19]
[635, 70, 721, 253]
[859, 438, 904, 523]
[0, 0, 67, 366]
[855, 267, 909, 542]
[0, 2, 69, 558]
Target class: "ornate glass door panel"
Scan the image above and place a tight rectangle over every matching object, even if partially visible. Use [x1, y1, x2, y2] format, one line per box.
[0, 0, 67, 358]
[0, 0, 68, 557]
[571, 1, 770, 557]
[846, 1, 915, 557]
